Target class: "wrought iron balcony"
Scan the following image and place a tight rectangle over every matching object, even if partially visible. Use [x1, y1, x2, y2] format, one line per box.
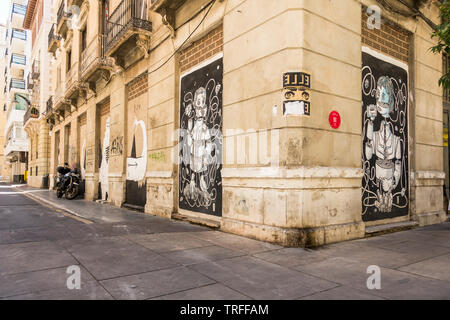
[104, 0, 152, 68]
[56, 0, 71, 39]
[11, 3, 27, 29]
[10, 53, 26, 67]
[31, 60, 40, 79]
[45, 96, 53, 116]
[80, 35, 115, 89]
[27, 73, 34, 90]
[48, 24, 61, 54]
[10, 28, 27, 43]
[12, 3, 27, 16]
[23, 107, 39, 126]
[9, 78, 26, 91]
[65, 61, 80, 99]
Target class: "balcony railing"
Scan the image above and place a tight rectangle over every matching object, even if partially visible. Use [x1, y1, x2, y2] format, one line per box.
[45, 96, 53, 116]
[24, 107, 39, 126]
[104, 0, 152, 55]
[65, 62, 79, 95]
[32, 60, 40, 79]
[54, 84, 66, 109]
[9, 78, 26, 91]
[80, 35, 103, 79]
[11, 28, 27, 42]
[12, 3, 27, 16]
[27, 73, 33, 90]
[56, 0, 71, 38]
[57, 1, 66, 27]
[48, 24, 61, 53]
[10, 53, 26, 66]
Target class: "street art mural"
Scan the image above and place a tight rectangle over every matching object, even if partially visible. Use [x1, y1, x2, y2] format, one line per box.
[99, 112, 110, 201]
[78, 114, 87, 181]
[125, 97, 148, 207]
[362, 47, 409, 222]
[179, 55, 223, 217]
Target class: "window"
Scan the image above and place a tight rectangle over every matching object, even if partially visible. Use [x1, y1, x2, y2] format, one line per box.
[81, 26, 87, 52]
[67, 50, 72, 72]
[15, 94, 28, 110]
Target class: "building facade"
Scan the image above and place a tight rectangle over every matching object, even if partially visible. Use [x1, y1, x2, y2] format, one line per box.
[0, 23, 9, 181]
[23, 0, 52, 188]
[3, 0, 31, 183]
[32, 0, 448, 246]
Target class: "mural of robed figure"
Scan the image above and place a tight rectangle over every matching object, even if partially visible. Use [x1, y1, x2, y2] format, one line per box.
[362, 47, 409, 222]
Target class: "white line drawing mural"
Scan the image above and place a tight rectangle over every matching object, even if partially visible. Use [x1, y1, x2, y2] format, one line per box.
[362, 47, 409, 221]
[80, 139, 86, 180]
[179, 55, 223, 216]
[126, 117, 147, 183]
[99, 117, 110, 201]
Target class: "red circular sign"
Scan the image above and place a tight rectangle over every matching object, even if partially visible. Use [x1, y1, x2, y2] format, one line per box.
[329, 111, 341, 129]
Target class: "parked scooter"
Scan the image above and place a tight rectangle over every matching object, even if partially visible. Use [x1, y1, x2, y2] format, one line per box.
[56, 163, 81, 200]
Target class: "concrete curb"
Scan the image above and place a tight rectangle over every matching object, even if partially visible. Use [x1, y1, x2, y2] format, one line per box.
[14, 186, 93, 224]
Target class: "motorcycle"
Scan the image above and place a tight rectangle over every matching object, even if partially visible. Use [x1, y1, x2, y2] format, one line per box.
[56, 166, 81, 200]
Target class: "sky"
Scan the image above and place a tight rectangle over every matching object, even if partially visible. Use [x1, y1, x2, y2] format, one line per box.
[0, 1, 11, 26]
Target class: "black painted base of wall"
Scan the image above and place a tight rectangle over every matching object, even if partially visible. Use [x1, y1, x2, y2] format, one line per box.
[125, 180, 147, 208]
[13, 175, 24, 183]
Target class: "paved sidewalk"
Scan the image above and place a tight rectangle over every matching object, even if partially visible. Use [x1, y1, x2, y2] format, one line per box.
[1, 183, 450, 300]
[13, 185, 152, 224]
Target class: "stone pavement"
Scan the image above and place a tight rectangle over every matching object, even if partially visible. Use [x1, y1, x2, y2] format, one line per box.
[0, 183, 449, 300]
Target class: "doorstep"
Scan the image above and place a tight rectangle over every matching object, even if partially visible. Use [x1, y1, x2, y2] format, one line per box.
[365, 220, 419, 237]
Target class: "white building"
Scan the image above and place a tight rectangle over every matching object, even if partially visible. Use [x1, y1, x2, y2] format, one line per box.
[3, 0, 31, 183]
[23, 0, 53, 187]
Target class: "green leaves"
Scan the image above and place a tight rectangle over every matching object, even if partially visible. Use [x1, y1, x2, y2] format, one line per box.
[431, 0, 450, 89]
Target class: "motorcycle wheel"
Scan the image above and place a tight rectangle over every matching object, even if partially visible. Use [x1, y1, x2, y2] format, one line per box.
[57, 189, 64, 198]
[65, 185, 79, 200]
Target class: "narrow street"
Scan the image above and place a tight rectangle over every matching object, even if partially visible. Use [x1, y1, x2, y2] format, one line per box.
[0, 182, 449, 300]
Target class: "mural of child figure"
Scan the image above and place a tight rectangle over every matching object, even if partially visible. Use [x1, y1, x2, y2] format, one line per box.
[183, 87, 213, 203]
[365, 76, 402, 213]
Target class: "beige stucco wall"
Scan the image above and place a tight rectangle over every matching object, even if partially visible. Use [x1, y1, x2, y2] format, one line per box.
[43, 0, 446, 246]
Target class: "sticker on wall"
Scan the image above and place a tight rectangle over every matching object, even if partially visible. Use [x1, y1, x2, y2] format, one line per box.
[329, 111, 341, 129]
[179, 55, 223, 217]
[283, 72, 311, 116]
[361, 47, 409, 222]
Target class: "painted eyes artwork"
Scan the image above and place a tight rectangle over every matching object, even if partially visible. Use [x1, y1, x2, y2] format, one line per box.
[362, 49, 409, 221]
